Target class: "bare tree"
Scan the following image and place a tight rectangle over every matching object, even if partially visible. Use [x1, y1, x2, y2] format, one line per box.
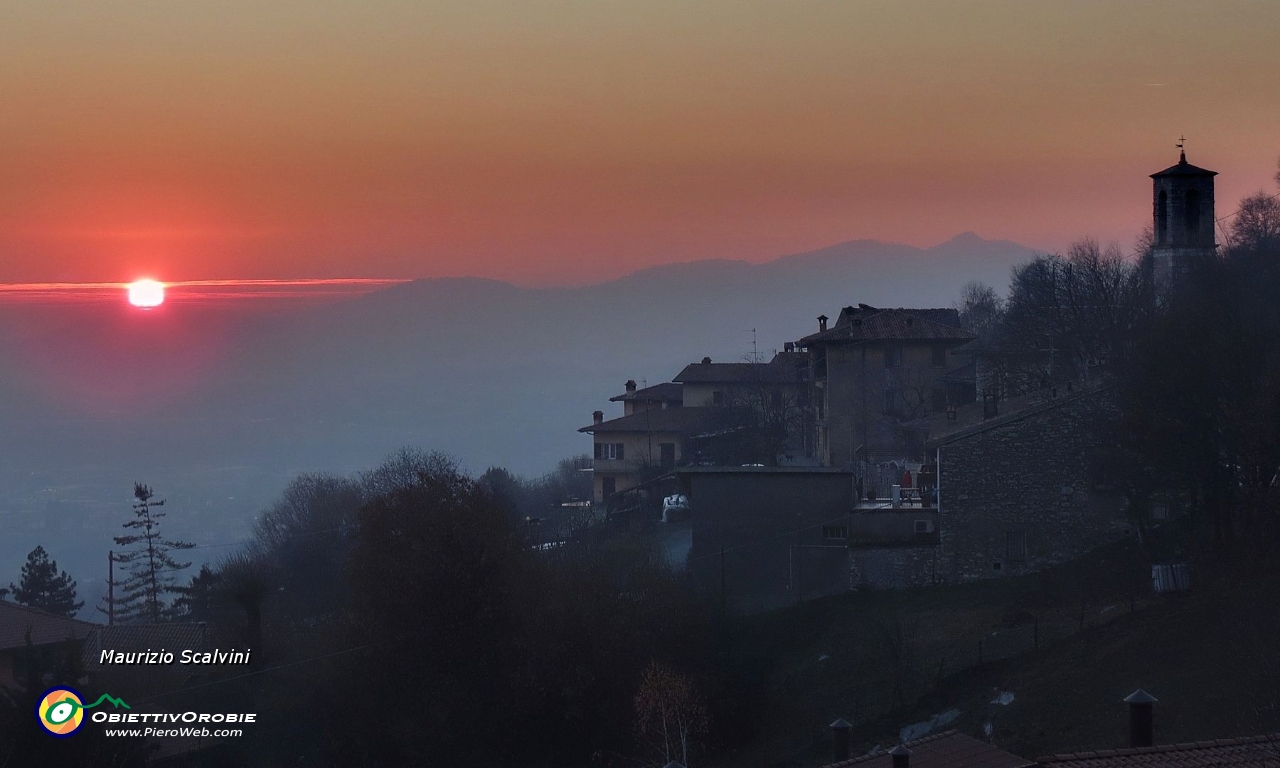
[1226, 191, 1280, 254]
[635, 661, 708, 767]
[1002, 239, 1146, 380]
[955, 280, 1005, 337]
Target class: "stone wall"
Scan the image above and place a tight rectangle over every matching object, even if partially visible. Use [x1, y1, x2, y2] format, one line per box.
[935, 388, 1131, 583]
[849, 545, 941, 590]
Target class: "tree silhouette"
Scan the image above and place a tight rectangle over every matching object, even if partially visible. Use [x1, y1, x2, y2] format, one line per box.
[105, 483, 195, 623]
[8, 546, 84, 617]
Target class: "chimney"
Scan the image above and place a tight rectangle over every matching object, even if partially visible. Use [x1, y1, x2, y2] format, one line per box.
[784, 341, 795, 352]
[702, 356, 712, 364]
[1125, 689, 1157, 748]
[818, 315, 829, 332]
[830, 719, 852, 762]
[625, 379, 637, 393]
[593, 410, 603, 425]
[890, 745, 912, 768]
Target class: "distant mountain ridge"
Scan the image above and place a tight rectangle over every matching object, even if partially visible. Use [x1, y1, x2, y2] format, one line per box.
[0, 233, 1041, 582]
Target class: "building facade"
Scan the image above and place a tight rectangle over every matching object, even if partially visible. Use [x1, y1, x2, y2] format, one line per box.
[849, 386, 1132, 588]
[796, 305, 976, 467]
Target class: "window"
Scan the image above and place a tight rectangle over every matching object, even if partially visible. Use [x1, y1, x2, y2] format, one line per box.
[594, 442, 625, 461]
[932, 343, 947, 367]
[883, 389, 898, 416]
[1005, 531, 1027, 561]
[931, 388, 947, 413]
[1157, 190, 1168, 244]
[822, 525, 849, 540]
[712, 390, 725, 406]
[884, 344, 903, 368]
[1186, 188, 1201, 237]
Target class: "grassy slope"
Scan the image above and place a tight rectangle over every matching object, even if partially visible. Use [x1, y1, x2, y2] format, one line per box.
[713, 539, 1279, 767]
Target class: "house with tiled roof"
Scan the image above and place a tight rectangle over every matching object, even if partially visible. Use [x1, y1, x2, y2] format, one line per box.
[822, 729, 1035, 768]
[609, 380, 684, 415]
[0, 599, 99, 688]
[795, 304, 977, 468]
[580, 401, 721, 505]
[672, 353, 809, 408]
[1038, 735, 1280, 767]
[80, 621, 243, 701]
[582, 353, 815, 505]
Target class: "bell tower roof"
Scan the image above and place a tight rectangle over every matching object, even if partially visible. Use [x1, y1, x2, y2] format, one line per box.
[1151, 150, 1217, 178]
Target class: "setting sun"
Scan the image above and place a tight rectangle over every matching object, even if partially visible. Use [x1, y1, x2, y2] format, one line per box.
[127, 279, 165, 308]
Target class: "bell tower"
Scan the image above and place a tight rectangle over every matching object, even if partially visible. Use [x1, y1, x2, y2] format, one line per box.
[1150, 141, 1217, 293]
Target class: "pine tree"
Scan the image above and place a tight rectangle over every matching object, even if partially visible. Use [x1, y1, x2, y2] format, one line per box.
[106, 484, 196, 623]
[8, 546, 84, 617]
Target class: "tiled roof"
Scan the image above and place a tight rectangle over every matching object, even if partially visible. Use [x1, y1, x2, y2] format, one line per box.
[673, 361, 806, 385]
[610, 382, 684, 402]
[904, 382, 1106, 448]
[800, 307, 974, 344]
[0, 600, 99, 651]
[824, 730, 1035, 768]
[82, 623, 215, 670]
[579, 406, 721, 435]
[1038, 733, 1280, 766]
[1150, 152, 1217, 178]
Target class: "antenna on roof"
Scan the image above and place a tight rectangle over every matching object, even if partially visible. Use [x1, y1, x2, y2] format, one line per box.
[745, 328, 758, 362]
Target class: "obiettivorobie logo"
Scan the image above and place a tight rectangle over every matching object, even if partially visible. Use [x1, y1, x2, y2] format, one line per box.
[36, 686, 131, 737]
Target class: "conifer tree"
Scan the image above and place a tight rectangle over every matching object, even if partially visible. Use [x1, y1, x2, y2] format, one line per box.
[105, 483, 196, 623]
[8, 546, 84, 617]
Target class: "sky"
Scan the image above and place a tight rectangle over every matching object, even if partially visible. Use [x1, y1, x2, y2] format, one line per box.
[2, 0, 1280, 287]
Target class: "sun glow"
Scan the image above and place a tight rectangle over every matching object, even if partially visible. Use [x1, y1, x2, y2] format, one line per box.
[127, 279, 165, 308]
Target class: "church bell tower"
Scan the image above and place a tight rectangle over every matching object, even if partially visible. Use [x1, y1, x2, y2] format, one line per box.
[1150, 142, 1217, 292]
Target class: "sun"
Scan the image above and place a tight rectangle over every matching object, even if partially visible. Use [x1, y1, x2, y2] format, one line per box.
[127, 279, 166, 309]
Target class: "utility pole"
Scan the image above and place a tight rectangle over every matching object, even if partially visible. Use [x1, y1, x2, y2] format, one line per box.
[720, 544, 726, 614]
[107, 551, 114, 626]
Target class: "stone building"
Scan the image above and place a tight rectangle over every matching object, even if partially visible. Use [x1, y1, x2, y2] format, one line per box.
[1150, 148, 1217, 295]
[849, 385, 1131, 588]
[796, 304, 976, 467]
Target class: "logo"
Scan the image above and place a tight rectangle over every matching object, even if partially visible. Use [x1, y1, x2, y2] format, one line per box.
[36, 687, 131, 737]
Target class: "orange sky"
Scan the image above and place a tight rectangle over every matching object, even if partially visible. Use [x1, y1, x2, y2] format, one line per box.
[2, 0, 1279, 286]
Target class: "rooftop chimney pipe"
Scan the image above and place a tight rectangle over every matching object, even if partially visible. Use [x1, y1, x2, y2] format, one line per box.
[1125, 689, 1157, 748]
[818, 315, 829, 332]
[890, 745, 912, 768]
[830, 719, 852, 762]
[625, 379, 637, 393]
[593, 410, 603, 425]
[702, 356, 712, 364]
